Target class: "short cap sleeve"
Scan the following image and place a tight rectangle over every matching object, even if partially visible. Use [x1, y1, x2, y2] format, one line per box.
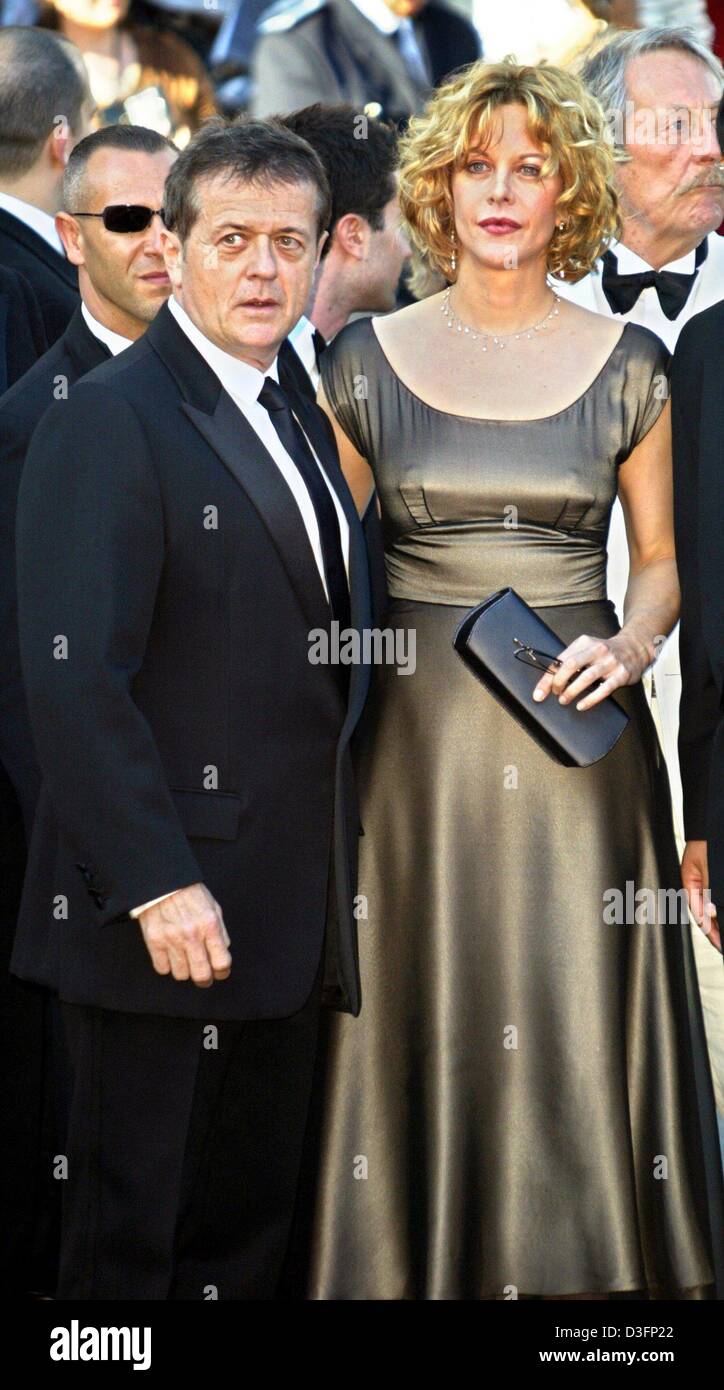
[319, 318, 376, 462]
[623, 327, 671, 458]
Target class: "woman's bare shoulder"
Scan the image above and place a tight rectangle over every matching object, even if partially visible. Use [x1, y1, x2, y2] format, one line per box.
[372, 293, 447, 352]
[558, 298, 623, 347]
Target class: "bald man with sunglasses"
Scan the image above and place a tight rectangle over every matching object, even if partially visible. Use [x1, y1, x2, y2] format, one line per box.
[0, 124, 177, 1295]
[0, 124, 177, 839]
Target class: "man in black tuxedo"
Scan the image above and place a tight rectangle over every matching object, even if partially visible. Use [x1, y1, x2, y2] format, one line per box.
[0, 122, 177, 1297]
[0, 27, 95, 344]
[13, 117, 371, 1299]
[672, 304, 724, 959]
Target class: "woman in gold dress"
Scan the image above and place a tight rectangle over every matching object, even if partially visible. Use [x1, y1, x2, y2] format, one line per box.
[301, 60, 724, 1300]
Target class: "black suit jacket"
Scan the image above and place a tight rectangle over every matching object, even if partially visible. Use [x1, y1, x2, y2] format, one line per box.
[12, 303, 372, 1020]
[0, 307, 110, 841]
[671, 302, 724, 910]
[0, 265, 47, 394]
[0, 208, 78, 347]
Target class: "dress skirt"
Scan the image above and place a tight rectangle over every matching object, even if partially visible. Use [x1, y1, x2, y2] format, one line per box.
[303, 597, 724, 1300]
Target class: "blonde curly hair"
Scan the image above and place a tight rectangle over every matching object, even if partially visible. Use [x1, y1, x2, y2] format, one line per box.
[399, 58, 621, 293]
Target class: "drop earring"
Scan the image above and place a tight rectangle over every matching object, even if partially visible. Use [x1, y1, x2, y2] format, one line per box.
[450, 231, 457, 273]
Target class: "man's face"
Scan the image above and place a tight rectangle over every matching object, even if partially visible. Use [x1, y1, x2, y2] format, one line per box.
[52, 0, 129, 30]
[59, 147, 177, 326]
[617, 49, 724, 245]
[384, 0, 427, 15]
[363, 187, 411, 312]
[163, 173, 326, 366]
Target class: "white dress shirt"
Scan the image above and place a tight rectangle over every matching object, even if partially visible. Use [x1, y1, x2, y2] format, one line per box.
[287, 313, 320, 393]
[131, 296, 351, 920]
[348, 0, 402, 34]
[80, 303, 133, 357]
[348, 0, 430, 83]
[558, 234, 724, 1116]
[0, 191, 65, 256]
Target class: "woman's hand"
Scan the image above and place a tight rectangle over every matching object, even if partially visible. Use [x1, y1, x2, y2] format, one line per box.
[681, 840, 721, 953]
[532, 629, 654, 711]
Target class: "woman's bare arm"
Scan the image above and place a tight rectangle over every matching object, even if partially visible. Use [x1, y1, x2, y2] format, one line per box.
[617, 398, 680, 661]
[317, 383, 375, 518]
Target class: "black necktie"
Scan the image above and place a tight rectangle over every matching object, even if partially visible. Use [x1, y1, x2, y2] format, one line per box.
[312, 327, 326, 372]
[600, 239, 708, 320]
[258, 377, 350, 635]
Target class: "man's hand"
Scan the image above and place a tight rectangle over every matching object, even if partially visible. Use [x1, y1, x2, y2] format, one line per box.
[681, 840, 721, 953]
[137, 883, 232, 986]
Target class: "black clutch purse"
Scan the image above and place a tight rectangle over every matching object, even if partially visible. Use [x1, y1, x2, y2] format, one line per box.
[453, 587, 629, 768]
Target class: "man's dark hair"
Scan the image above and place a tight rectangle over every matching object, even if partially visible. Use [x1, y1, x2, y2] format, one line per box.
[0, 27, 89, 180]
[162, 117, 332, 244]
[63, 125, 178, 212]
[281, 104, 398, 257]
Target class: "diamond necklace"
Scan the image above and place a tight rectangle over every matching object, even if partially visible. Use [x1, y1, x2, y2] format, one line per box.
[441, 287, 561, 350]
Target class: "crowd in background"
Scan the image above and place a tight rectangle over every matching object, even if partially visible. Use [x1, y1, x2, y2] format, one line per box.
[0, 2, 722, 144]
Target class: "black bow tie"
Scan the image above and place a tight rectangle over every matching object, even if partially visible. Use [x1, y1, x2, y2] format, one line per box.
[600, 240, 708, 320]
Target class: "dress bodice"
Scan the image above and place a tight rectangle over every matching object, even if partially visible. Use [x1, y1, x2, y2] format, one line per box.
[321, 317, 670, 608]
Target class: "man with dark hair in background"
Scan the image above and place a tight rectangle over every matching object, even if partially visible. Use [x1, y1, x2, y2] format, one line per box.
[0, 123, 177, 1298]
[0, 27, 95, 344]
[280, 104, 408, 389]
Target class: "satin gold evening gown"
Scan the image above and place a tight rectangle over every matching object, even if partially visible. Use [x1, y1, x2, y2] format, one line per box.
[303, 316, 724, 1300]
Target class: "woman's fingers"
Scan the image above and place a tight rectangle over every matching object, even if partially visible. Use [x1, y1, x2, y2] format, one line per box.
[533, 636, 632, 709]
[532, 634, 591, 701]
[533, 636, 604, 702]
[574, 668, 629, 710]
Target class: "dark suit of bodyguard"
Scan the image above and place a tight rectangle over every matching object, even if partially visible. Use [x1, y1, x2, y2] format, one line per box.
[12, 121, 372, 1299]
[251, 0, 481, 123]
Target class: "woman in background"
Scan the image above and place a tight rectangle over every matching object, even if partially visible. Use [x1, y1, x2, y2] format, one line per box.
[40, 0, 217, 145]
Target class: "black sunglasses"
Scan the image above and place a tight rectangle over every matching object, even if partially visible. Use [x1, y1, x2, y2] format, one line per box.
[512, 637, 562, 673]
[73, 205, 165, 234]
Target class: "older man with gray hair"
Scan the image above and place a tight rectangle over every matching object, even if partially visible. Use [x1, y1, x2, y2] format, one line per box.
[560, 24, 724, 1153]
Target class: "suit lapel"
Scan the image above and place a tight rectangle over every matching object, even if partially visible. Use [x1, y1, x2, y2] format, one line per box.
[63, 306, 111, 376]
[331, 0, 423, 110]
[148, 304, 372, 715]
[182, 389, 333, 639]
